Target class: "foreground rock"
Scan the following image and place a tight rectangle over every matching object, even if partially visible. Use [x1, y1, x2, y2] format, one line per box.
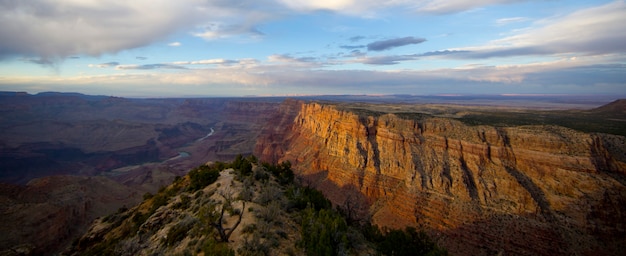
[65, 165, 306, 256]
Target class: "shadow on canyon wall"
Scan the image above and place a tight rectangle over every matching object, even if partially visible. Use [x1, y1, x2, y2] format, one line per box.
[298, 169, 625, 256]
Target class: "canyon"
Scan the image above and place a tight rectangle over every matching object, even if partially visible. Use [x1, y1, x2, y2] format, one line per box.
[1, 92, 625, 255]
[255, 99, 626, 255]
[0, 92, 280, 254]
[0, 92, 281, 185]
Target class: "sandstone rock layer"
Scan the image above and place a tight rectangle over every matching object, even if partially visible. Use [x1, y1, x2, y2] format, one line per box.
[255, 100, 626, 255]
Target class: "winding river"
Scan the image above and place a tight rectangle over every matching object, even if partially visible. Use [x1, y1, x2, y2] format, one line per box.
[195, 128, 215, 142]
[107, 127, 215, 175]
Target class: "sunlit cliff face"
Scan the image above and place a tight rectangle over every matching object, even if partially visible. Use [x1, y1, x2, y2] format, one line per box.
[255, 100, 626, 255]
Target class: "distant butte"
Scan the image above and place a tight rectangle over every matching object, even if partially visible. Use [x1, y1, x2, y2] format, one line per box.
[592, 98, 626, 114]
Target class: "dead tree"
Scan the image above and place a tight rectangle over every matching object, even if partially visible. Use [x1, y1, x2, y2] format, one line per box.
[339, 192, 368, 226]
[202, 188, 246, 242]
[211, 201, 245, 242]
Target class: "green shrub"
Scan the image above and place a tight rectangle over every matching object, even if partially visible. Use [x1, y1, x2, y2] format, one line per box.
[164, 222, 190, 246]
[256, 184, 282, 206]
[287, 186, 331, 211]
[117, 205, 128, 213]
[263, 161, 294, 185]
[194, 190, 204, 199]
[299, 207, 349, 256]
[188, 165, 220, 192]
[276, 230, 288, 239]
[143, 192, 153, 200]
[257, 201, 281, 223]
[174, 194, 191, 210]
[254, 168, 270, 181]
[360, 223, 447, 256]
[150, 193, 169, 213]
[131, 212, 149, 232]
[376, 227, 447, 256]
[102, 214, 113, 223]
[238, 234, 269, 256]
[233, 154, 252, 173]
[202, 238, 235, 256]
[241, 224, 257, 234]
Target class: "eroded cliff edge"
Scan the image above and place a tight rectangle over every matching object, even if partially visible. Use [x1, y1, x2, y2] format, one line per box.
[255, 99, 626, 255]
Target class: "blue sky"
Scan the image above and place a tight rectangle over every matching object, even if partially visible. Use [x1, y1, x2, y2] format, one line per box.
[0, 0, 624, 97]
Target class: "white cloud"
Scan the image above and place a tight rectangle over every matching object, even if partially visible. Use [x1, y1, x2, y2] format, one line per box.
[1, 0, 624, 97]
[278, 0, 355, 11]
[495, 17, 528, 26]
[435, 1, 626, 58]
[351, 54, 419, 65]
[88, 62, 120, 68]
[266, 54, 320, 68]
[115, 64, 186, 70]
[173, 59, 240, 65]
[275, 0, 537, 16]
[0, 0, 206, 61]
[4, 52, 624, 97]
[0, 0, 275, 61]
[192, 22, 261, 40]
[416, 0, 526, 14]
[0, 0, 554, 63]
[168, 42, 182, 47]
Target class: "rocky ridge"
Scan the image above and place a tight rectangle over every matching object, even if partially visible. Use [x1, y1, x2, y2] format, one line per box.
[65, 160, 318, 256]
[0, 94, 282, 255]
[255, 99, 626, 255]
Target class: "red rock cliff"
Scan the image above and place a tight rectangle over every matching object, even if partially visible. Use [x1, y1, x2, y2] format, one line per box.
[255, 100, 626, 255]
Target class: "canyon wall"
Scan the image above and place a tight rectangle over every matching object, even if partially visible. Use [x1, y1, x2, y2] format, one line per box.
[255, 100, 626, 255]
[0, 175, 142, 255]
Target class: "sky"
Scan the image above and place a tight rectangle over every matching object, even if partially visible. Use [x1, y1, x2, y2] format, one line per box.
[0, 0, 625, 97]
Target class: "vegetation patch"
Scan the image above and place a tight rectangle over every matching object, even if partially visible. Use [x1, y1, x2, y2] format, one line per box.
[188, 165, 220, 192]
[458, 110, 626, 136]
[67, 155, 447, 256]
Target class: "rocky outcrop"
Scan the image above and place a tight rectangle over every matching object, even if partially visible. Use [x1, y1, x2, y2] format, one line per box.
[255, 100, 626, 255]
[66, 167, 305, 256]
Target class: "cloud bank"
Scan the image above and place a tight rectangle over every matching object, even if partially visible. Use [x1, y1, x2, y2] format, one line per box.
[116, 64, 187, 70]
[88, 62, 120, 68]
[0, 0, 203, 61]
[0, 0, 278, 61]
[4, 59, 624, 97]
[0, 0, 534, 63]
[415, 0, 528, 14]
[0, 0, 624, 97]
[442, 1, 626, 58]
[367, 37, 427, 51]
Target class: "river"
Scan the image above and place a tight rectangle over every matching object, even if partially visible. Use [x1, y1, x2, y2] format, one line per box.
[107, 127, 215, 175]
[196, 128, 215, 142]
